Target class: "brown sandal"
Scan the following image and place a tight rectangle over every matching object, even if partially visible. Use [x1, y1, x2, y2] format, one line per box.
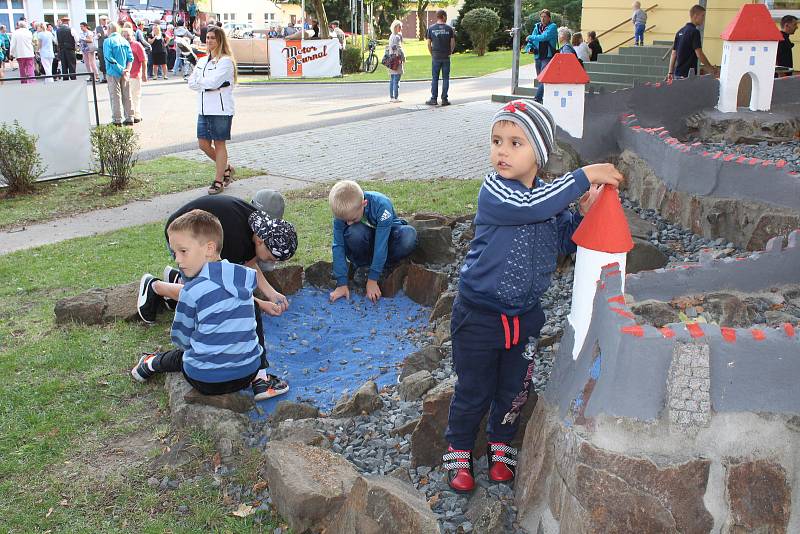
[208, 179, 225, 195]
[223, 164, 235, 187]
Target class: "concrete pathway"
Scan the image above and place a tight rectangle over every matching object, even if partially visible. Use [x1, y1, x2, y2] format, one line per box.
[1, 99, 499, 255]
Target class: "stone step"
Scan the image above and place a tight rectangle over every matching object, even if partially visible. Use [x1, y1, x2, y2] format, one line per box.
[653, 40, 674, 46]
[585, 62, 668, 76]
[596, 53, 670, 66]
[618, 45, 673, 57]
[587, 71, 664, 84]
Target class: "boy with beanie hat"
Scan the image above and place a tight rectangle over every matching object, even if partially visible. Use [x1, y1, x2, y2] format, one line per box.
[442, 100, 624, 493]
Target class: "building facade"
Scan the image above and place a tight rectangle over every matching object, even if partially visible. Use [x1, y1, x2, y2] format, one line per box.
[2, 0, 112, 28]
[579, 0, 799, 71]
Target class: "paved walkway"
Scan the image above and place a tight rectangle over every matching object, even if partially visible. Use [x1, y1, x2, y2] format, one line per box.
[173, 100, 497, 182]
[1, 99, 498, 255]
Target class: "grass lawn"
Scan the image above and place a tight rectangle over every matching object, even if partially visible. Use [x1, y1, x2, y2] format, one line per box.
[0, 157, 263, 230]
[242, 38, 533, 83]
[0, 178, 480, 533]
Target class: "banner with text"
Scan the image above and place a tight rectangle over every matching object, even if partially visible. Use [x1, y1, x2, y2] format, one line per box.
[268, 38, 341, 78]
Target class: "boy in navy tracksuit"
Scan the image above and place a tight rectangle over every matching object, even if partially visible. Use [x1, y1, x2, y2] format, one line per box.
[328, 180, 418, 304]
[442, 100, 623, 493]
[131, 209, 267, 396]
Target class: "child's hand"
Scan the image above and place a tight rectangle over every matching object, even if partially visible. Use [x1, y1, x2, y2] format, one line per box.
[579, 184, 603, 215]
[582, 163, 624, 187]
[269, 290, 289, 313]
[329, 285, 350, 303]
[257, 298, 284, 317]
[366, 280, 382, 304]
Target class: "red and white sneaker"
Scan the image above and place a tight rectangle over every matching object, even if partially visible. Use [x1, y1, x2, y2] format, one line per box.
[487, 442, 517, 483]
[443, 446, 475, 494]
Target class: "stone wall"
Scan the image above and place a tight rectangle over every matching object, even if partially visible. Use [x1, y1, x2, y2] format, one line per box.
[558, 74, 800, 252]
[515, 238, 800, 532]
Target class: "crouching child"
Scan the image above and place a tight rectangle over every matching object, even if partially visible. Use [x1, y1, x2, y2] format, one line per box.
[131, 209, 269, 397]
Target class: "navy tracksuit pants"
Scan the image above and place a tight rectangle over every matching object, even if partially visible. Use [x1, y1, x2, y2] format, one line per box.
[445, 296, 545, 451]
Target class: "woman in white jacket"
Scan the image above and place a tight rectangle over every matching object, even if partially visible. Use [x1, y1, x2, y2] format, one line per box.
[187, 26, 237, 195]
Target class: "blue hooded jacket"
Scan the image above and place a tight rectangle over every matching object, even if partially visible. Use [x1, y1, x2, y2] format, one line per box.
[171, 260, 262, 383]
[332, 191, 406, 285]
[525, 21, 558, 59]
[458, 169, 589, 316]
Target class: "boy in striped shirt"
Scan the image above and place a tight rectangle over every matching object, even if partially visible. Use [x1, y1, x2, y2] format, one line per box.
[131, 210, 271, 397]
[442, 100, 623, 493]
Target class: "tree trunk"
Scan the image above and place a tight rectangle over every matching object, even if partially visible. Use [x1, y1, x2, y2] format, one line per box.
[417, 0, 429, 40]
[311, 0, 330, 39]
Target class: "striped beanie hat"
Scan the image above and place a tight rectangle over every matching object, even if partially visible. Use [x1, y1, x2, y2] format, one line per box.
[491, 99, 556, 167]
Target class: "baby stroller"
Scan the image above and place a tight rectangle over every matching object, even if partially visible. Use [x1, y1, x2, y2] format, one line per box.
[175, 36, 207, 77]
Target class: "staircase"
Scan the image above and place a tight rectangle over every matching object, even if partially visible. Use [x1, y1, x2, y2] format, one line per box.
[585, 40, 673, 92]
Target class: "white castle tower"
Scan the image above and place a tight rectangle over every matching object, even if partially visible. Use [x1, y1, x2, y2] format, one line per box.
[567, 187, 634, 359]
[538, 52, 590, 139]
[717, 3, 783, 113]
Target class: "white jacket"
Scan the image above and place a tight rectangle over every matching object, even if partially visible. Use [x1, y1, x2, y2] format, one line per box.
[188, 55, 235, 116]
[10, 27, 34, 59]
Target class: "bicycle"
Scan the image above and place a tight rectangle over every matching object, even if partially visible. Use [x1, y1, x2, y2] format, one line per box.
[362, 39, 378, 73]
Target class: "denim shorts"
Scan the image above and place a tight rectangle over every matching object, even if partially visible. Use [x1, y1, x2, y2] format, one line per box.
[197, 114, 233, 141]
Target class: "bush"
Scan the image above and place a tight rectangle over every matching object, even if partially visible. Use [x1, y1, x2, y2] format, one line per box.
[342, 47, 363, 74]
[0, 120, 46, 195]
[90, 125, 139, 191]
[461, 8, 501, 56]
[454, 0, 513, 53]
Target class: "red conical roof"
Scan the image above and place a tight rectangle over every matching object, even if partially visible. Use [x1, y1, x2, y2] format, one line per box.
[721, 4, 783, 42]
[537, 53, 590, 84]
[572, 186, 634, 253]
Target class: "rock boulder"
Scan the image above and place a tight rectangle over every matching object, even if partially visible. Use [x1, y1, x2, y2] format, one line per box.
[403, 264, 448, 307]
[269, 400, 321, 426]
[165, 374, 248, 445]
[331, 380, 383, 417]
[54, 281, 140, 325]
[261, 441, 359, 533]
[305, 261, 336, 289]
[183, 387, 254, 413]
[399, 346, 444, 381]
[398, 370, 437, 401]
[265, 265, 303, 295]
[410, 222, 456, 265]
[627, 238, 668, 274]
[327, 475, 440, 534]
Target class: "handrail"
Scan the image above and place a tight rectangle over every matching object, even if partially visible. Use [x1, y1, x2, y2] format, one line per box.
[605, 24, 657, 54]
[597, 4, 658, 40]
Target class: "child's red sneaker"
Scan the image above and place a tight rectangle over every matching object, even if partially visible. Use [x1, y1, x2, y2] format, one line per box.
[443, 446, 475, 494]
[487, 442, 517, 483]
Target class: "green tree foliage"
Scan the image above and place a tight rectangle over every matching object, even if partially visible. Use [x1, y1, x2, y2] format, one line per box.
[460, 8, 501, 56]
[454, 0, 513, 52]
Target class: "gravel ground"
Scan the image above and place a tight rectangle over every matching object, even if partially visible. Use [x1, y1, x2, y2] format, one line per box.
[691, 140, 800, 173]
[215, 197, 791, 533]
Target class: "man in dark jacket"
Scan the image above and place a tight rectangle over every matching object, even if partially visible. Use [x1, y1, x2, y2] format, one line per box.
[56, 15, 79, 80]
[776, 15, 797, 77]
[95, 15, 109, 82]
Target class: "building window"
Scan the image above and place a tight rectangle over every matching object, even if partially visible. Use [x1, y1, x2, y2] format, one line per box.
[568, 90, 573, 96]
[84, 0, 109, 28]
[40, 0, 71, 25]
[553, 90, 559, 96]
[248, 13, 253, 22]
[560, 97, 567, 108]
[0, 0, 26, 30]
[763, 46, 768, 52]
[749, 55, 755, 66]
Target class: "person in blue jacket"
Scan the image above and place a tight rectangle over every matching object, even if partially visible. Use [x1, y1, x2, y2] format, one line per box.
[441, 100, 624, 494]
[328, 180, 418, 303]
[524, 9, 558, 104]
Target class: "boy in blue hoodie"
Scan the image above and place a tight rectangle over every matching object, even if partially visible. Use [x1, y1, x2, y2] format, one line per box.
[131, 209, 271, 397]
[442, 100, 624, 493]
[328, 180, 418, 304]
